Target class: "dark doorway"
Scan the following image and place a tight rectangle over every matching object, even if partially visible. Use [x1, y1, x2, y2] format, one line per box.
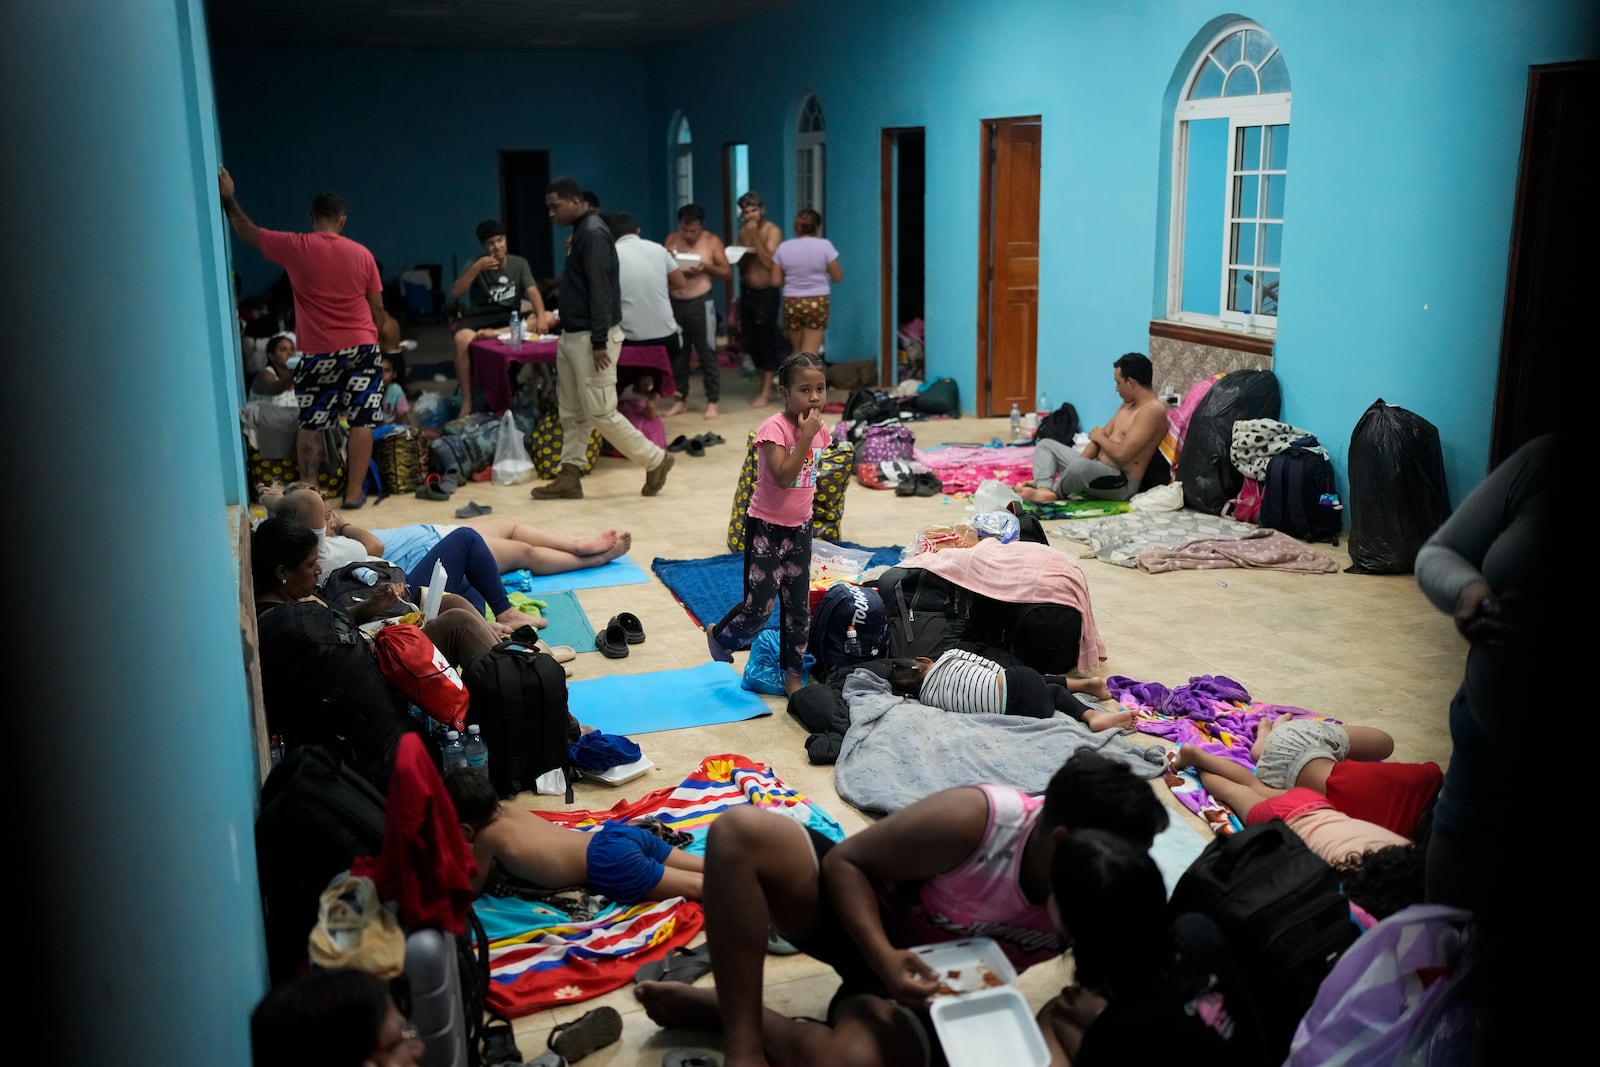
[499, 150, 554, 281]
[1492, 61, 1595, 467]
[880, 127, 926, 384]
[977, 117, 1042, 417]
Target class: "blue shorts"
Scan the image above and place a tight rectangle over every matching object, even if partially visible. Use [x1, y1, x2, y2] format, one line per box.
[294, 344, 384, 430]
[1433, 687, 1488, 837]
[585, 823, 673, 903]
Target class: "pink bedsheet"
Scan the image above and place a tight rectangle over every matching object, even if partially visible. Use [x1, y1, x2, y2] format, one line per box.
[912, 445, 1035, 496]
[898, 538, 1106, 672]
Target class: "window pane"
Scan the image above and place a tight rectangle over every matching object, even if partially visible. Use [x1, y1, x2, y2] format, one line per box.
[1228, 269, 1253, 313]
[1232, 175, 1260, 220]
[1243, 29, 1276, 66]
[732, 145, 750, 202]
[1260, 272, 1280, 315]
[1180, 118, 1228, 317]
[1191, 59, 1224, 99]
[1235, 126, 1262, 170]
[1265, 175, 1287, 219]
[677, 118, 692, 145]
[1231, 223, 1257, 267]
[1224, 66, 1261, 97]
[1213, 30, 1243, 69]
[1266, 124, 1290, 170]
[1263, 223, 1282, 268]
[1259, 52, 1291, 93]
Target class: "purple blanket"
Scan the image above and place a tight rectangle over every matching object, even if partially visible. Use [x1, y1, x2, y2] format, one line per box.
[1108, 674, 1334, 834]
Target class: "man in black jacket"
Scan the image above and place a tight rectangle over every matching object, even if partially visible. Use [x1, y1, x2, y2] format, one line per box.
[533, 177, 674, 500]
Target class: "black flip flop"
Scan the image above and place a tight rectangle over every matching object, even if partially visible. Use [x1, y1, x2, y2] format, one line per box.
[611, 612, 646, 644]
[914, 473, 944, 497]
[662, 1051, 723, 1067]
[634, 943, 713, 985]
[686, 436, 706, 457]
[548, 1006, 623, 1063]
[596, 618, 630, 659]
[700, 432, 726, 446]
[667, 434, 690, 453]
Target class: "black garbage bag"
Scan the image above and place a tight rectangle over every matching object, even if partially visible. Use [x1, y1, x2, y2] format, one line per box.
[1345, 399, 1450, 574]
[1179, 369, 1281, 514]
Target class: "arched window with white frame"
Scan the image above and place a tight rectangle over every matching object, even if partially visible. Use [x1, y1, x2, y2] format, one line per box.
[1168, 24, 1290, 331]
[795, 94, 826, 223]
[672, 113, 694, 211]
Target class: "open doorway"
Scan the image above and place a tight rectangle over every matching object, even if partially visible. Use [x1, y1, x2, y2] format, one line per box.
[721, 142, 751, 310]
[880, 127, 926, 385]
[976, 117, 1041, 416]
[498, 150, 554, 281]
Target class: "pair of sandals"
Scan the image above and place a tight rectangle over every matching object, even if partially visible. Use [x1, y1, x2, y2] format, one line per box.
[415, 472, 453, 502]
[596, 611, 645, 658]
[895, 471, 945, 497]
[667, 432, 726, 457]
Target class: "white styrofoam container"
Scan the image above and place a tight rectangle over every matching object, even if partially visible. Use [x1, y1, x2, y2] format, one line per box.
[913, 938, 1049, 1067]
[587, 754, 654, 786]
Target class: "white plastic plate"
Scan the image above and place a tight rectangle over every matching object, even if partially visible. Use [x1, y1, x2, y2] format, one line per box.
[587, 755, 654, 786]
[928, 985, 1050, 1067]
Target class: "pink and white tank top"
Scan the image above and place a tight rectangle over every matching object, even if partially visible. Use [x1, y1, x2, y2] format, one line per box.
[896, 784, 1065, 970]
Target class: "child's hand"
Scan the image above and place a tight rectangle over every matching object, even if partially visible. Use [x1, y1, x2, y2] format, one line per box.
[798, 407, 824, 440]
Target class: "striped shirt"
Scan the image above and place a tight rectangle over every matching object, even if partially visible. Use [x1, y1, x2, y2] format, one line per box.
[920, 649, 1006, 715]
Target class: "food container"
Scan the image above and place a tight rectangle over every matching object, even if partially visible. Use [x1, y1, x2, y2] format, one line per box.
[912, 938, 1049, 1067]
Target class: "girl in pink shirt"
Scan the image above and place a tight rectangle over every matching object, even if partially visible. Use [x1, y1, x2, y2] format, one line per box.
[707, 352, 829, 695]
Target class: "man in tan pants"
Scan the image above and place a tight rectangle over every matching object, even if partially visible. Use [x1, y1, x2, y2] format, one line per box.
[534, 177, 674, 500]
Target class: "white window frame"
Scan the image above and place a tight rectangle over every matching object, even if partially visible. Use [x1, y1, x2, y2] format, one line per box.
[673, 115, 693, 211]
[796, 95, 826, 220]
[1166, 24, 1290, 334]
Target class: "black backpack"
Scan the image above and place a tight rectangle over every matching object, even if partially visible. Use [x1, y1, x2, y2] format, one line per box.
[807, 583, 888, 677]
[1260, 436, 1342, 545]
[1032, 402, 1081, 445]
[967, 599, 1084, 674]
[255, 745, 388, 986]
[1168, 822, 1359, 1060]
[876, 566, 972, 659]
[462, 639, 580, 801]
[256, 601, 414, 794]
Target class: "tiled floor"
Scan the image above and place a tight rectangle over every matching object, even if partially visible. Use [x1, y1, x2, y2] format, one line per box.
[377, 342, 1458, 1066]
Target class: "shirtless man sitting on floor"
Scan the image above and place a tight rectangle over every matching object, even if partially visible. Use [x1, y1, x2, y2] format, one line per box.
[1019, 352, 1171, 503]
[443, 769, 704, 904]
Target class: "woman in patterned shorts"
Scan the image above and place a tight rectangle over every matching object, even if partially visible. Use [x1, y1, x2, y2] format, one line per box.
[772, 208, 842, 358]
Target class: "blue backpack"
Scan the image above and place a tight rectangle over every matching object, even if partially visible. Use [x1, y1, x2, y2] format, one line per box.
[807, 583, 888, 676]
[1260, 436, 1343, 546]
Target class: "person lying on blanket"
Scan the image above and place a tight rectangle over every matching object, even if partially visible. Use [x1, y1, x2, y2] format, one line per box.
[887, 649, 1134, 732]
[443, 769, 704, 904]
[1250, 712, 1442, 839]
[1036, 830, 1263, 1067]
[634, 751, 1168, 1067]
[1170, 744, 1426, 920]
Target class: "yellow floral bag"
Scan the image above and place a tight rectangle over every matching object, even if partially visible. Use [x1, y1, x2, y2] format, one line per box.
[527, 411, 604, 479]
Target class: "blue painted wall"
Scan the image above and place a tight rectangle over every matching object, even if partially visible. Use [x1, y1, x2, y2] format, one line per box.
[642, 0, 1596, 500]
[4, 0, 263, 1058]
[213, 48, 656, 296]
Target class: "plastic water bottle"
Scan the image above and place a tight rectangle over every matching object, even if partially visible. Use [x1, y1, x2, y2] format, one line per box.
[507, 309, 523, 350]
[1037, 388, 1050, 414]
[442, 730, 467, 773]
[1009, 403, 1023, 444]
[464, 724, 489, 779]
[844, 624, 862, 658]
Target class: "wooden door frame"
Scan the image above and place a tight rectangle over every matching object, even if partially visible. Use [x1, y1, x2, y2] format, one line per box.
[976, 116, 1041, 416]
[880, 127, 921, 386]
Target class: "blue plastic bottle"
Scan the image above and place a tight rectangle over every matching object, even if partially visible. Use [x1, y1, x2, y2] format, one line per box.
[464, 724, 489, 779]
[442, 730, 467, 773]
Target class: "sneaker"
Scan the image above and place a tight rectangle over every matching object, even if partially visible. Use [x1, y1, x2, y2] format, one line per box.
[532, 465, 584, 500]
[642, 452, 674, 497]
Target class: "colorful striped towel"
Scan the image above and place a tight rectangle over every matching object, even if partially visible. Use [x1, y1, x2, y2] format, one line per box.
[481, 754, 844, 1016]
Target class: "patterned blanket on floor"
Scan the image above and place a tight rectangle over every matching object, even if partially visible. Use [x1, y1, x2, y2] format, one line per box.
[1133, 528, 1339, 574]
[912, 444, 1035, 496]
[479, 754, 844, 1016]
[1055, 508, 1257, 567]
[1109, 674, 1335, 836]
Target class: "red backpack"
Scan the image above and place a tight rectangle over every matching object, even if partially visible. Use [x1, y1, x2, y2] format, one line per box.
[372, 624, 468, 731]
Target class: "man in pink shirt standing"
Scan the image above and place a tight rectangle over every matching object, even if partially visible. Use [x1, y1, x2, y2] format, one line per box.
[218, 167, 385, 508]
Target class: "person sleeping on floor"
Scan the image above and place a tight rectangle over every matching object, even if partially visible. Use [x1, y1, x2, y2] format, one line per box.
[442, 769, 704, 904]
[887, 648, 1135, 732]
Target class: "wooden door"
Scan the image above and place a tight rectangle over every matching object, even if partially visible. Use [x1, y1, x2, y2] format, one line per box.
[977, 118, 1041, 416]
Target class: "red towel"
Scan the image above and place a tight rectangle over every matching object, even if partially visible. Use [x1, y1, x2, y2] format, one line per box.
[351, 733, 478, 935]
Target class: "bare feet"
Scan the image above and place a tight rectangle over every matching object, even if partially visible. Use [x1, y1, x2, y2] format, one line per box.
[750, 393, 771, 408]
[634, 980, 723, 1032]
[576, 529, 621, 556]
[704, 402, 719, 420]
[1083, 707, 1136, 732]
[495, 607, 547, 630]
[1076, 676, 1114, 702]
[662, 399, 687, 418]
[1168, 743, 1194, 773]
[1250, 711, 1294, 762]
[1016, 485, 1059, 504]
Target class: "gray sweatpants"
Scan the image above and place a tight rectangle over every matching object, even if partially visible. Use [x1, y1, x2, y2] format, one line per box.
[1033, 438, 1136, 501]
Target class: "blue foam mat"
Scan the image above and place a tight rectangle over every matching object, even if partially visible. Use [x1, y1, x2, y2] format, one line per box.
[501, 553, 650, 595]
[566, 661, 772, 735]
[651, 543, 902, 631]
[525, 589, 597, 653]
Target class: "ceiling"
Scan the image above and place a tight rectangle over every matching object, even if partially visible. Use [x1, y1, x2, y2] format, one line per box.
[205, 0, 801, 51]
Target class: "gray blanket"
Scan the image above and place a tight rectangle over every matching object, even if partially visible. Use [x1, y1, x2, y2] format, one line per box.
[834, 671, 1167, 814]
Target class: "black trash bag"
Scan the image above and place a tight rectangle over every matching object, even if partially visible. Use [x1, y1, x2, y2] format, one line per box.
[1345, 399, 1450, 575]
[1179, 369, 1282, 514]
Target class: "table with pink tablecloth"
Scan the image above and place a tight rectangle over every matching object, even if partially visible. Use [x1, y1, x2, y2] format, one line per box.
[468, 336, 676, 414]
